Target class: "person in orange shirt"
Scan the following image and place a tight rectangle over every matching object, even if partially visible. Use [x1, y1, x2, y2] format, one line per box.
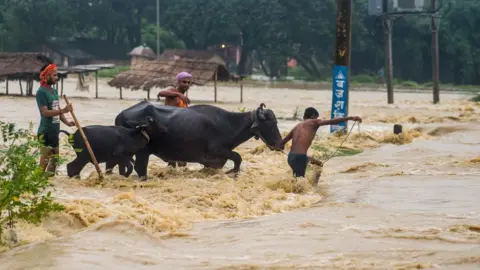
[157, 71, 192, 108]
[156, 72, 193, 168]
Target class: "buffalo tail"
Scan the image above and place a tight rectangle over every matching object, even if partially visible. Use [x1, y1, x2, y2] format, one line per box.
[59, 130, 75, 146]
[59, 130, 70, 136]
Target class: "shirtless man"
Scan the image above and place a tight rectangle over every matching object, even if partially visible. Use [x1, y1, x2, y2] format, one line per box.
[156, 71, 193, 167]
[157, 71, 192, 108]
[277, 107, 362, 178]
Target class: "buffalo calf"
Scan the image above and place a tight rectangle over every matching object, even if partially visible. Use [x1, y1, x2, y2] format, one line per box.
[60, 116, 166, 178]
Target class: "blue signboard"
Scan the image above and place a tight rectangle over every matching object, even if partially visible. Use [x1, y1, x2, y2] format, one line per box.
[330, 65, 349, 133]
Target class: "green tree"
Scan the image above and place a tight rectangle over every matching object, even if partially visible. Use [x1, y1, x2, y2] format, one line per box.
[141, 21, 186, 54]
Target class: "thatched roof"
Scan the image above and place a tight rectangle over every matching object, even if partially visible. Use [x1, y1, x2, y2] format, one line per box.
[160, 49, 227, 66]
[0, 52, 54, 81]
[108, 58, 230, 91]
[128, 45, 155, 58]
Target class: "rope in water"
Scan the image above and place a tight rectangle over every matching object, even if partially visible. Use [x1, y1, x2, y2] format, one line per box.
[281, 121, 360, 166]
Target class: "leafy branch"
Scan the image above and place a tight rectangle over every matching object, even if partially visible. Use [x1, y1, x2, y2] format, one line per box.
[0, 121, 64, 245]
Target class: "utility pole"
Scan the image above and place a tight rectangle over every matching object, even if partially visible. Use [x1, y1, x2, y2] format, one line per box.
[431, 0, 440, 104]
[383, 16, 394, 104]
[156, 0, 160, 59]
[330, 0, 353, 133]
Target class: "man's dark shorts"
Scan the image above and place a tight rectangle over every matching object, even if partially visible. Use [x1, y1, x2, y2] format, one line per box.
[287, 152, 309, 177]
[37, 130, 59, 148]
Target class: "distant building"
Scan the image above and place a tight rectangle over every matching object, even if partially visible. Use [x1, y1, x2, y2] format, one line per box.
[159, 49, 227, 66]
[128, 44, 155, 67]
[41, 45, 93, 67]
[41, 38, 130, 67]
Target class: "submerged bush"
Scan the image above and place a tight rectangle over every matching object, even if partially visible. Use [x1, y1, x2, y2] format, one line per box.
[0, 121, 64, 244]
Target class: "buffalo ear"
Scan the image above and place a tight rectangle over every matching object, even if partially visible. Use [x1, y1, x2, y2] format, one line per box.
[256, 103, 267, 121]
[256, 107, 266, 121]
[126, 120, 139, 128]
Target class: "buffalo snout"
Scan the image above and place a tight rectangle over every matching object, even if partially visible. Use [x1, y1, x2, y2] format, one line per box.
[273, 142, 285, 151]
[258, 122, 282, 150]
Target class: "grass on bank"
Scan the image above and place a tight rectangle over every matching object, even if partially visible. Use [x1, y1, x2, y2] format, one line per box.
[470, 94, 480, 102]
[97, 66, 130, 78]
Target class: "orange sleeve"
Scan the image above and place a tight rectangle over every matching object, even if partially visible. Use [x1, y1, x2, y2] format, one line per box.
[177, 99, 188, 108]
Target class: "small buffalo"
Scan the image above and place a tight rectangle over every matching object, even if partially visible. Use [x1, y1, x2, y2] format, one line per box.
[59, 116, 166, 178]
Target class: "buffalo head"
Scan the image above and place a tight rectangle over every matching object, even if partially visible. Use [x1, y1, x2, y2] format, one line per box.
[250, 103, 282, 150]
[127, 116, 168, 137]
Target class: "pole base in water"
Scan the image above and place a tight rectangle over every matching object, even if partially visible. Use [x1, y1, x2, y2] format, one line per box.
[394, 124, 403, 135]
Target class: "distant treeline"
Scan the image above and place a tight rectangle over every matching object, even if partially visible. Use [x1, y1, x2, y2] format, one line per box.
[0, 0, 477, 85]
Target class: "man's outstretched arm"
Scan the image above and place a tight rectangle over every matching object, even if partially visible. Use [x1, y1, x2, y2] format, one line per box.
[157, 87, 179, 98]
[314, 116, 362, 127]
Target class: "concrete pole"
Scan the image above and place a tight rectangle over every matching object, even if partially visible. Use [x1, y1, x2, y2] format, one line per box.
[431, 1, 440, 104]
[383, 16, 394, 104]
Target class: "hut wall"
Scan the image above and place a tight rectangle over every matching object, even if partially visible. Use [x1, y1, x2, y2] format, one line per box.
[41, 46, 63, 66]
[130, 56, 151, 68]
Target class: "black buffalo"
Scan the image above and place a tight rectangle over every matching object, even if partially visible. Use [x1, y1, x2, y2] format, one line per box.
[111, 101, 282, 179]
[60, 116, 167, 178]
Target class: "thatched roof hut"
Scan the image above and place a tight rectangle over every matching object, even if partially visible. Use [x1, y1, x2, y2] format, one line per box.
[160, 49, 227, 66]
[128, 44, 155, 58]
[108, 58, 230, 91]
[128, 44, 156, 67]
[0, 52, 54, 81]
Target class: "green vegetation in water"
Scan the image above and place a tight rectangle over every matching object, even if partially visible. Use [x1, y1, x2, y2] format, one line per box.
[0, 121, 64, 247]
[470, 94, 480, 102]
[311, 145, 363, 158]
[97, 66, 130, 78]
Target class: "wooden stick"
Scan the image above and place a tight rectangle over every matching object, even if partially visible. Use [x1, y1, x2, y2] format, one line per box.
[214, 71, 217, 103]
[240, 81, 243, 103]
[63, 95, 103, 180]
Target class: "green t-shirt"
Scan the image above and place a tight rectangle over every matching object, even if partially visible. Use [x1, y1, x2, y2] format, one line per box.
[36, 86, 60, 134]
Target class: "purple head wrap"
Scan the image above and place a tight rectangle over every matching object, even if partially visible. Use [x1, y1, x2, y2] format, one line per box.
[176, 72, 192, 81]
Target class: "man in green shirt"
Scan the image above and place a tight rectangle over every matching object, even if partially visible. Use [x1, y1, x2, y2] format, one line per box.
[36, 63, 75, 176]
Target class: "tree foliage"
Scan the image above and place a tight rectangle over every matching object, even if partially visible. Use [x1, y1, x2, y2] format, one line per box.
[0, 0, 477, 84]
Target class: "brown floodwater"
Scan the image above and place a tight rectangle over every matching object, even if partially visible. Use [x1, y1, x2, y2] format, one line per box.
[0, 78, 479, 269]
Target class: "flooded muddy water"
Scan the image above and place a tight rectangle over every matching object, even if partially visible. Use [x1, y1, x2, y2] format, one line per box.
[0, 78, 479, 269]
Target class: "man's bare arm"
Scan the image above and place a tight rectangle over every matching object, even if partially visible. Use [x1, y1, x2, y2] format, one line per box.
[39, 104, 71, 118]
[157, 88, 179, 98]
[60, 113, 68, 123]
[314, 116, 362, 127]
